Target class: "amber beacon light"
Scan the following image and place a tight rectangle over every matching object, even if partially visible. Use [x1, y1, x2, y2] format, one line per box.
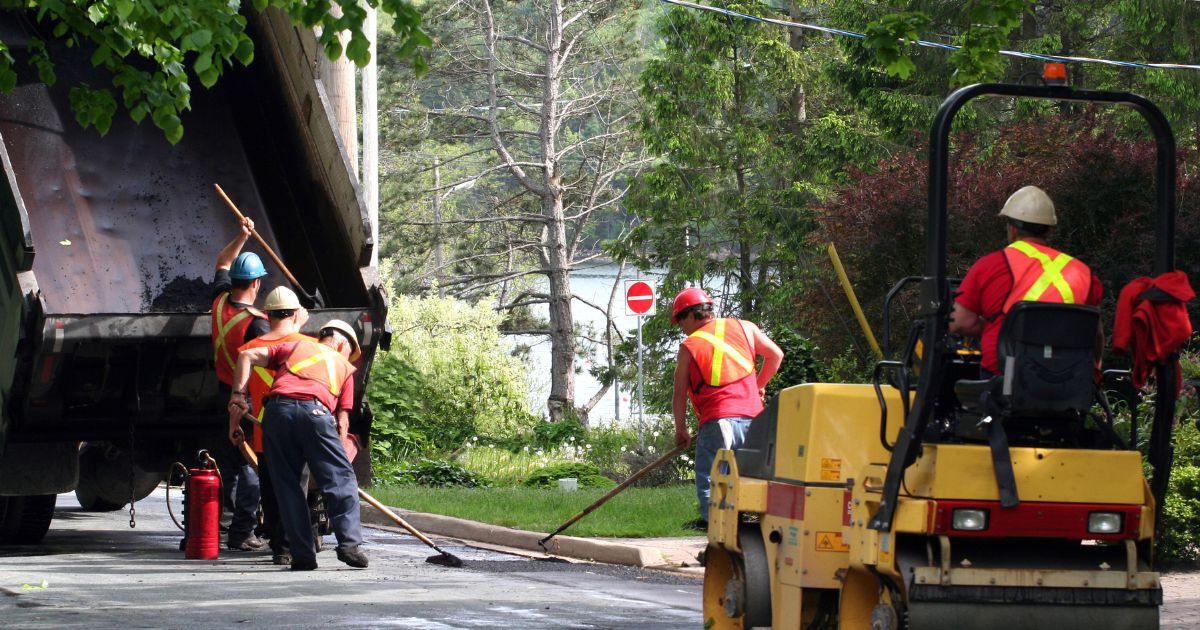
[1043, 62, 1068, 85]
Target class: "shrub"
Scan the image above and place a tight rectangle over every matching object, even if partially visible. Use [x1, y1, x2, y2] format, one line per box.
[523, 462, 616, 490]
[1158, 465, 1200, 564]
[369, 292, 540, 455]
[392, 458, 490, 488]
[531, 418, 586, 449]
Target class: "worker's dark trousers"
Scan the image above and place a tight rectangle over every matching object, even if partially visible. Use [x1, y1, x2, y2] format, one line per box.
[256, 449, 290, 556]
[263, 396, 362, 566]
[211, 433, 261, 543]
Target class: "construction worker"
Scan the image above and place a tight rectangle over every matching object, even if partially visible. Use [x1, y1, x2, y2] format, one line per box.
[228, 320, 368, 571]
[210, 216, 269, 552]
[950, 186, 1103, 376]
[671, 288, 784, 528]
[230, 286, 313, 565]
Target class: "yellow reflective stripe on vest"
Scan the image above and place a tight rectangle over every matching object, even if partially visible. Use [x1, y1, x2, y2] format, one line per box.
[1008, 241, 1078, 304]
[289, 347, 342, 395]
[690, 320, 755, 387]
[214, 293, 252, 369]
[249, 365, 275, 423]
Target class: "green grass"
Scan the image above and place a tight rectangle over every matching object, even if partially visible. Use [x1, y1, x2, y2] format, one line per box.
[368, 484, 701, 538]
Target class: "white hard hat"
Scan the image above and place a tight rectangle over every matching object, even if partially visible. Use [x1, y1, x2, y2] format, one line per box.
[999, 185, 1057, 226]
[263, 286, 301, 311]
[320, 319, 361, 362]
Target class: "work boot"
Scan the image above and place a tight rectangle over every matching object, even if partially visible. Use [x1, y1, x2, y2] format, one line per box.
[227, 534, 267, 551]
[684, 518, 708, 531]
[290, 558, 318, 571]
[272, 552, 292, 566]
[336, 546, 369, 568]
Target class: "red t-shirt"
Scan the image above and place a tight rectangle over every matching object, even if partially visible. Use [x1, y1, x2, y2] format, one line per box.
[265, 341, 355, 413]
[956, 247, 1102, 374]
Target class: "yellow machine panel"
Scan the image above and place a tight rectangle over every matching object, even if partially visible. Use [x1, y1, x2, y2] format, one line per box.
[904, 444, 1146, 504]
[772, 384, 906, 485]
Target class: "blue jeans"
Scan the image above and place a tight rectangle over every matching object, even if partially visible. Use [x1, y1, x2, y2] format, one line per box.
[263, 397, 362, 565]
[694, 417, 752, 521]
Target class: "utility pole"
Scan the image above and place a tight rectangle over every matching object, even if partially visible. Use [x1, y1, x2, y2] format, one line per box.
[363, 2, 379, 266]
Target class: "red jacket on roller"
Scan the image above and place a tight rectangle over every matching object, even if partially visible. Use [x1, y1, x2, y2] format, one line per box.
[1112, 271, 1194, 389]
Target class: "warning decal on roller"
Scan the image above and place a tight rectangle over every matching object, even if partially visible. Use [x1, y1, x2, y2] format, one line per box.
[819, 458, 841, 481]
[815, 531, 850, 552]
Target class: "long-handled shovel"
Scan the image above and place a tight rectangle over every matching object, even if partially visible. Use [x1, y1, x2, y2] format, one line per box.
[538, 442, 689, 552]
[236, 418, 463, 568]
[213, 183, 325, 308]
[356, 490, 464, 567]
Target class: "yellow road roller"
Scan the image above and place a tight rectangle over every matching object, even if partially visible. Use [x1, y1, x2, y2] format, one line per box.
[703, 72, 1179, 629]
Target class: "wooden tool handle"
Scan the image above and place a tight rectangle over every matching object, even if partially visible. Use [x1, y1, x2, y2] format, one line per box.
[213, 183, 303, 289]
[543, 442, 688, 542]
[357, 488, 440, 548]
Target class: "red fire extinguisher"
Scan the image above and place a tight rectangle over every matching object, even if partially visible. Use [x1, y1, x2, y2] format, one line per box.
[182, 450, 221, 560]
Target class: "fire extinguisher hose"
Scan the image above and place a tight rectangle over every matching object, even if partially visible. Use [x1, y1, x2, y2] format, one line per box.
[164, 452, 222, 532]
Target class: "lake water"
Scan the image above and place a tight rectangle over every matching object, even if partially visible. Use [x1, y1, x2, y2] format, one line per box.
[513, 262, 665, 426]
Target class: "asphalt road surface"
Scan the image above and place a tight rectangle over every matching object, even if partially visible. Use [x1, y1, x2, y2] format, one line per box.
[0, 488, 702, 629]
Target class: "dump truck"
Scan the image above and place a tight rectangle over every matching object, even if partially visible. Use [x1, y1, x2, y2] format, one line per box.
[703, 70, 1178, 629]
[0, 9, 389, 542]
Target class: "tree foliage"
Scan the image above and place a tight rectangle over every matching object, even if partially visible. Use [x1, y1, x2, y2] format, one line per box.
[0, 0, 429, 143]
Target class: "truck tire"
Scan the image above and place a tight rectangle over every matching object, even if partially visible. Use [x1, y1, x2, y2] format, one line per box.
[0, 494, 57, 544]
[75, 482, 125, 512]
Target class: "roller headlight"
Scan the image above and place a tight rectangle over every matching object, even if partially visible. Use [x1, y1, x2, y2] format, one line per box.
[951, 508, 989, 531]
[1087, 511, 1123, 534]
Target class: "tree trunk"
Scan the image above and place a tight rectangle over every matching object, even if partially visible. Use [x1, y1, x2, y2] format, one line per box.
[544, 196, 575, 422]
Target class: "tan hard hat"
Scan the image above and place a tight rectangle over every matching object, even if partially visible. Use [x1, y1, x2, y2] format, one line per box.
[320, 319, 361, 362]
[999, 185, 1057, 226]
[263, 286, 301, 311]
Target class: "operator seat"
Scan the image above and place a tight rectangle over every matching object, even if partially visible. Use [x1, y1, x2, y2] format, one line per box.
[953, 302, 1100, 507]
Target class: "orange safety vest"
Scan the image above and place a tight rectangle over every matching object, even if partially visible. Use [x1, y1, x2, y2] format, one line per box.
[282, 339, 358, 398]
[682, 318, 756, 390]
[237, 331, 314, 452]
[211, 293, 266, 386]
[1002, 241, 1093, 313]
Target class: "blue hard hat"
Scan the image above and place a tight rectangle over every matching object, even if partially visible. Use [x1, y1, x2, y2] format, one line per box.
[230, 252, 268, 280]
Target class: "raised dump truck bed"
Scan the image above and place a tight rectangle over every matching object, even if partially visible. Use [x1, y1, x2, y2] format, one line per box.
[0, 9, 388, 539]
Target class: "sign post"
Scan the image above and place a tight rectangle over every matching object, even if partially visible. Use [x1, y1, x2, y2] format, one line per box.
[624, 281, 656, 444]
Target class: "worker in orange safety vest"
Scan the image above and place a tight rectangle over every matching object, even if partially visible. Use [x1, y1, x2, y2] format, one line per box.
[950, 185, 1104, 376]
[230, 285, 313, 566]
[228, 320, 367, 571]
[209, 216, 269, 552]
[671, 287, 784, 529]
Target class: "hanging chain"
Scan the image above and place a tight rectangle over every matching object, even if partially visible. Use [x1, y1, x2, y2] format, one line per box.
[128, 415, 137, 528]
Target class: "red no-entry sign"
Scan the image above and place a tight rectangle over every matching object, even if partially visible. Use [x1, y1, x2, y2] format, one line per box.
[625, 280, 656, 316]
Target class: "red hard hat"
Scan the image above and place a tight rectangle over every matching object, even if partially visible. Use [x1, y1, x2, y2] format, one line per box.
[671, 287, 714, 323]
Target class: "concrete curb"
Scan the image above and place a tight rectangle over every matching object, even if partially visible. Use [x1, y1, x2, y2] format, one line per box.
[360, 504, 668, 568]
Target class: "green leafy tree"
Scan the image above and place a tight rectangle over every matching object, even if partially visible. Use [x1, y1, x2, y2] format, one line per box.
[378, 0, 648, 423]
[0, 0, 429, 143]
[832, 1, 1200, 143]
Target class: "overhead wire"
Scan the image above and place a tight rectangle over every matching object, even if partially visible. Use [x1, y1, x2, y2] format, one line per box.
[659, 0, 1200, 72]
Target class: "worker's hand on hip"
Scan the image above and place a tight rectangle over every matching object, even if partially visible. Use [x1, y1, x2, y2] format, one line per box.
[674, 428, 691, 449]
[759, 386, 767, 400]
